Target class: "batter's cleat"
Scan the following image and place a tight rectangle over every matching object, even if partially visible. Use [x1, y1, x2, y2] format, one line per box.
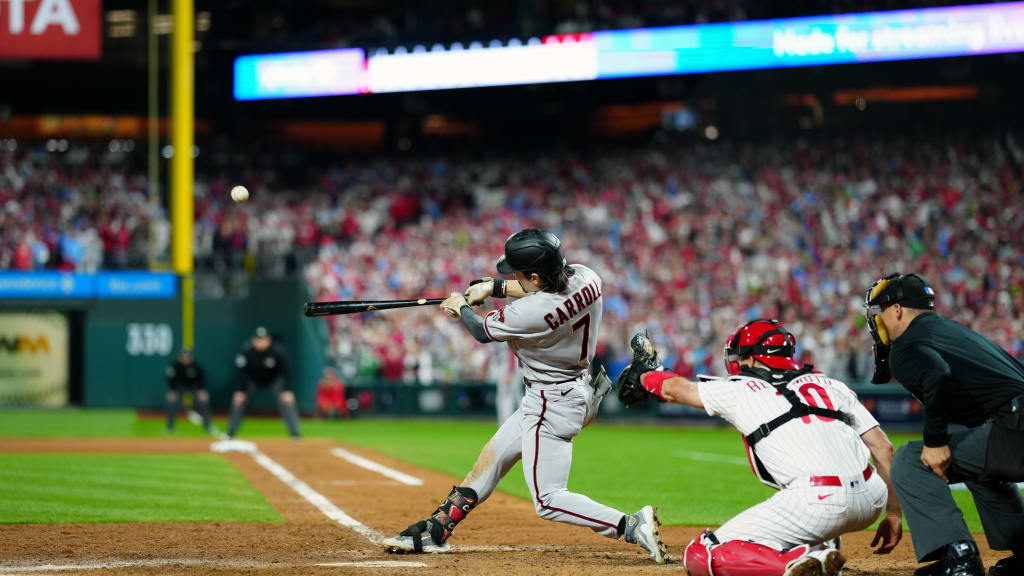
[623, 506, 668, 564]
[383, 486, 478, 555]
[783, 555, 823, 576]
[382, 520, 450, 554]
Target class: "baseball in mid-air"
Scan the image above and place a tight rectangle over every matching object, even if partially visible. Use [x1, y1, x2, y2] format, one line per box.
[230, 185, 249, 203]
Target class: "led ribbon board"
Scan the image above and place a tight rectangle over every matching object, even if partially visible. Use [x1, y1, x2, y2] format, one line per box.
[234, 2, 1024, 100]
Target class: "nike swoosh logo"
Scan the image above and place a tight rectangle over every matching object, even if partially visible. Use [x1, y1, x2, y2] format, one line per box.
[766, 348, 782, 354]
[817, 494, 832, 500]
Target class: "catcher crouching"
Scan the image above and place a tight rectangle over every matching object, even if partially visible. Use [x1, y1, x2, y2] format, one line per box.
[618, 320, 904, 576]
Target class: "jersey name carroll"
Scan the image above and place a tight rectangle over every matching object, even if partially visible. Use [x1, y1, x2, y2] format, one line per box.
[543, 280, 601, 330]
[483, 264, 603, 385]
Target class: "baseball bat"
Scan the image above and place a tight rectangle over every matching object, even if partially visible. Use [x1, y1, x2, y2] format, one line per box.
[303, 298, 446, 317]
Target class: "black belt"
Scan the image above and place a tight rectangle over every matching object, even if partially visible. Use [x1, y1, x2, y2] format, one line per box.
[523, 376, 579, 388]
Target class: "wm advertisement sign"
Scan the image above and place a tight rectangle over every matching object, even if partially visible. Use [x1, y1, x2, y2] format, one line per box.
[0, 313, 69, 407]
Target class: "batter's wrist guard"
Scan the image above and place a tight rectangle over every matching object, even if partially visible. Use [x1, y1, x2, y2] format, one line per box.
[400, 486, 478, 551]
[492, 278, 507, 298]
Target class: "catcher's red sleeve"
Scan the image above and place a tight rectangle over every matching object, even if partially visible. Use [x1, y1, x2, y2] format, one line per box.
[642, 371, 677, 399]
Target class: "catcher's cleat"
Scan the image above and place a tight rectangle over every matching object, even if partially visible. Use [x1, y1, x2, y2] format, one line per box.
[783, 555, 823, 576]
[820, 549, 846, 576]
[382, 519, 451, 554]
[623, 505, 668, 564]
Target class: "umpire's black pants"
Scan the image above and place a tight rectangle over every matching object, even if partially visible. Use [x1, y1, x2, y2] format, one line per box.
[892, 421, 1024, 562]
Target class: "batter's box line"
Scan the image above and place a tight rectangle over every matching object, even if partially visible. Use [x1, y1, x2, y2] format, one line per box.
[250, 449, 385, 544]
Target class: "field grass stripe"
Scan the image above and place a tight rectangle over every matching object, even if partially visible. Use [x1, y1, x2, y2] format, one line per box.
[251, 451, 382, 543]
[672, 450, 749, 466]
[330, 447, 423, 486]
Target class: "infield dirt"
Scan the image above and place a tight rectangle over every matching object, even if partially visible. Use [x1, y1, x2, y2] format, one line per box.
[0, 438, 1007, 575]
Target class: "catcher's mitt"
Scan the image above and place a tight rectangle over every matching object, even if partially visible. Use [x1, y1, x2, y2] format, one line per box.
[617, 330, 662, 406]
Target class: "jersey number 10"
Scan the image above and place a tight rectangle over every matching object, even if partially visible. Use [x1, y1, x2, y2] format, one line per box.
[798, 382, 837, 424]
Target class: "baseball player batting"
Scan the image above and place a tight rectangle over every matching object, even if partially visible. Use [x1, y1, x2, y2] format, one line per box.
[616, 320, 904, 576]
[382, 228, 668, 563]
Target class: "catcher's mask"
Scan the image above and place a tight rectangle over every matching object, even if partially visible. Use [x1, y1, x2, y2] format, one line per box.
[863, 273, 935, 346]
[723, 319, 800, 376]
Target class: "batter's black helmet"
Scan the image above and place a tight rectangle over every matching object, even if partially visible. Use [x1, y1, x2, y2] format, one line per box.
[496, 228, 571, 291]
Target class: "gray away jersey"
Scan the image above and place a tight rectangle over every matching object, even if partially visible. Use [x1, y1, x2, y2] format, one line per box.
[483, 264, 603, 385]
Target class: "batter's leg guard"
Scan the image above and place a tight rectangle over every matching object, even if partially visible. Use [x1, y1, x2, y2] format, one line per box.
[383, 486, 478, 553]
[683, 530, 817, 576]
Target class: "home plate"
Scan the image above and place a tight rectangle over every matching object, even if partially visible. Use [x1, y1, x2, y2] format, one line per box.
[209, 439, 257, 453]
[316, 561, 428, 568]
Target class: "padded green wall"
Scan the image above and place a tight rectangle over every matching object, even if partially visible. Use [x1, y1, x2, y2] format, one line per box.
[68, 278, 323, 413]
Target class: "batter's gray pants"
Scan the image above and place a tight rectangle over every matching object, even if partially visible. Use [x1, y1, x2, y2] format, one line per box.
[461, 378, 625, 538]
[892, 422, 1024, 562]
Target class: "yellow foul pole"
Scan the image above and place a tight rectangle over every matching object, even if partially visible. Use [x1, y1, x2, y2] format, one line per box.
[172, 0, 194, 350]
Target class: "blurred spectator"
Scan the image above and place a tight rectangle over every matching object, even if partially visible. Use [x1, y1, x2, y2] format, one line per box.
[4, 131, 1023, 385]
[316, 367, 350, 419]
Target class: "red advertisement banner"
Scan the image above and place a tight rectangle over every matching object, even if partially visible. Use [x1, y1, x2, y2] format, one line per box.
[0, 0, 102, 61]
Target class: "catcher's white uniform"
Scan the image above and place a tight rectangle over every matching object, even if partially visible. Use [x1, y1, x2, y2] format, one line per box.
[698, 371, 887, 549]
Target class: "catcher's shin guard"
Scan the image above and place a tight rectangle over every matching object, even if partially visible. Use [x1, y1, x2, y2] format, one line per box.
[390, 486, 478, 553]
[683, 530, 812, 576]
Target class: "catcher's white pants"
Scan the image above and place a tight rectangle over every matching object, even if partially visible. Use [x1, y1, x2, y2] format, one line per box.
[462, 379, 624, 538]
[715, 469, 887, 549]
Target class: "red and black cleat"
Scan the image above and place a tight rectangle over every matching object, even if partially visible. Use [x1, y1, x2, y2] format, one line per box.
[383, 486, 478, 554]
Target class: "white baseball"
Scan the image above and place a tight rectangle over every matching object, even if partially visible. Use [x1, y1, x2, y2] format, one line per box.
[230, 185, 249, 203]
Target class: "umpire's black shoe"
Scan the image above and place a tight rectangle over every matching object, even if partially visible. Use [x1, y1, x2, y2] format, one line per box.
[988, 554, 1022, 576]
[914, 541, 985, 576]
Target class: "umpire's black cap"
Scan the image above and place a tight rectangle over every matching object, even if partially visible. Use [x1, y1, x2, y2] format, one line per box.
[496, 228, 566, 277]
[867, 273, 936, 310]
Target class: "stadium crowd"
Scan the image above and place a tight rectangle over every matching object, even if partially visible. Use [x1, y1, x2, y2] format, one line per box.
[2, 131, 1023, 386]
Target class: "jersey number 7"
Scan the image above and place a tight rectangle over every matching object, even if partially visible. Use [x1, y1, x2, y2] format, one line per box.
[571, 313, 591, 363]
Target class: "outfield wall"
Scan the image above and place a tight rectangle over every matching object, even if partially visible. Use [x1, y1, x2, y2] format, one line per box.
[0, 274, 923, 424]
[0, 277, 324, 414]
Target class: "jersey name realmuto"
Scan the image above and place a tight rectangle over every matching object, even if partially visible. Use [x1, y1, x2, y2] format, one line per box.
[698, 372, 879, 488]
[483, 264, 602, 385]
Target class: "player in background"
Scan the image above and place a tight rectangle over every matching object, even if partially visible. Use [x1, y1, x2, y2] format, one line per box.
[617, 320, 903, 576]
[225, 326, 302, 440]
[382, 228, 668, 564]
[165, 348, 212, 433]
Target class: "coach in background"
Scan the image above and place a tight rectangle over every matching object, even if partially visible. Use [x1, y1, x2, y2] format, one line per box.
[165, 348, 212, 433]
[865, 273, 1024, 576]
[225, 326, 302, 440]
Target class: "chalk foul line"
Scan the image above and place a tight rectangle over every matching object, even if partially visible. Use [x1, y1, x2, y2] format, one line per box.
[330, 447, 424, 486]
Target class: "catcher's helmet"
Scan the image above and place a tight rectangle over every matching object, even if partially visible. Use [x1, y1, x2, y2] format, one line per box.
[723, 319, 800, 375]
[496, 228, 567, 285]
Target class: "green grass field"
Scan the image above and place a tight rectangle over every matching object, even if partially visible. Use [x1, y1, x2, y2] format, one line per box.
[0, 452, 282, 524]
[0, 410, 1011, 532]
